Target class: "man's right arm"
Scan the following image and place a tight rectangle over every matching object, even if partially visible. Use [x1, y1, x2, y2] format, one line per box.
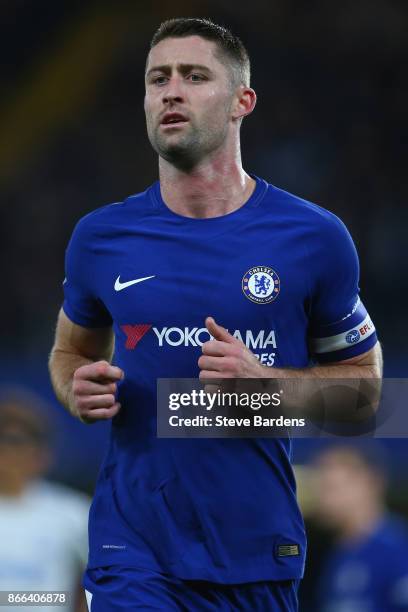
[49, 309, 124, 423]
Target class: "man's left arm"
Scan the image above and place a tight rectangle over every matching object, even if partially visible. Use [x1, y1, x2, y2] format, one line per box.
[199, 318, 383, 420]
[273, 341, 383, 380]
[199, 317, 382, 381]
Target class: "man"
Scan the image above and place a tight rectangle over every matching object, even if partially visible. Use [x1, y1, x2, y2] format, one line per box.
[314, 444, 408, 611]
[49, 17, 382, 611]
[0, 390, 89, 612]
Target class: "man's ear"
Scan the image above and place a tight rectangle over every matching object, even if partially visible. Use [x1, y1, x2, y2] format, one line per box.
[232, 86, 257, 121]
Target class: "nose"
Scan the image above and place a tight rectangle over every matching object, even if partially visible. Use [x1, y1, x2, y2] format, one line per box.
[162, 77, 184, 105]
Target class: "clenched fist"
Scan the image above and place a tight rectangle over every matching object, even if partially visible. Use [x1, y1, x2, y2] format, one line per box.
[198, 317, 265, 379]
[70, 360, 124, 424]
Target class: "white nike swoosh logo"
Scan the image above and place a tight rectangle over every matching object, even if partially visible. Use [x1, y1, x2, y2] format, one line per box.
[114, 275, 155, 291]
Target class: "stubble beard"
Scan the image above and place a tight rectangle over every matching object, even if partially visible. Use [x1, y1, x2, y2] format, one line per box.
[148, 115, 229, 171]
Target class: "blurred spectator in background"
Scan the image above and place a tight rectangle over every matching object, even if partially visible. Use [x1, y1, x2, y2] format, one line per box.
[0, 389, 90, 612]
[314, 444, 408, 612]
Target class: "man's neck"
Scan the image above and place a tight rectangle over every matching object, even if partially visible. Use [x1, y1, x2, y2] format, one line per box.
[158, 154, 256, 219]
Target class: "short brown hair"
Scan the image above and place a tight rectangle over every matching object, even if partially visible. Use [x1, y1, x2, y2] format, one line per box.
[149, 17, 251, 87]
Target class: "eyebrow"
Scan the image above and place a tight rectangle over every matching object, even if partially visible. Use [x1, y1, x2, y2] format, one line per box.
[146, 63, 214, 78]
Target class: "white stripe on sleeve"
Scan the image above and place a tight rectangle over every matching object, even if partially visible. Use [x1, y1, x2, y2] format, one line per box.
[311, 313, 375, 354]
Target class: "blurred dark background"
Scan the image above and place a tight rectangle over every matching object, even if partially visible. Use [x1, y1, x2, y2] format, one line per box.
[1, 1, 407, 610]
[1, 0, 407, 363]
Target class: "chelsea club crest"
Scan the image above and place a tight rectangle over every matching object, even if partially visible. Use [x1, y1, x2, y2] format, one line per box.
[242, 266, 280, 304]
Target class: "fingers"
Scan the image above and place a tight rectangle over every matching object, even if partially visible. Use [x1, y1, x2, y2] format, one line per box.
[202, 340, 237, 357]
[73, 388, 120, 423]
[76, 394, 117, 410]
[71, 360, 124, 424]
[74, 360, 124, 383]
[199, 370, 231, 380]
[205, 317, 239, 344]
[203, 382, 222, 395]
[200, 320, 263, 379]
[198, 355, 236, 372]
[78, 403, 121, 425]
[73, 379, 118, 396]
[200, 320, 245, 377]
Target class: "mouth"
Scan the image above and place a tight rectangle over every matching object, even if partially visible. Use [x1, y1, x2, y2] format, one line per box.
[160, 113, 189, 128]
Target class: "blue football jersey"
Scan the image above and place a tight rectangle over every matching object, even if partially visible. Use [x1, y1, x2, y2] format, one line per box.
[318, 517, 408, 612]
[62, 176, 377, 583]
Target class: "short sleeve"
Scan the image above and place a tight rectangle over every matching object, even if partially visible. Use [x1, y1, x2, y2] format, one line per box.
[309, 214, 377, 363]
[62, 216, 112, 328]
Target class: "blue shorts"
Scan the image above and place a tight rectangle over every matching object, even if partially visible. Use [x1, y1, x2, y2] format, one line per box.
[84, 565, 299, 611]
